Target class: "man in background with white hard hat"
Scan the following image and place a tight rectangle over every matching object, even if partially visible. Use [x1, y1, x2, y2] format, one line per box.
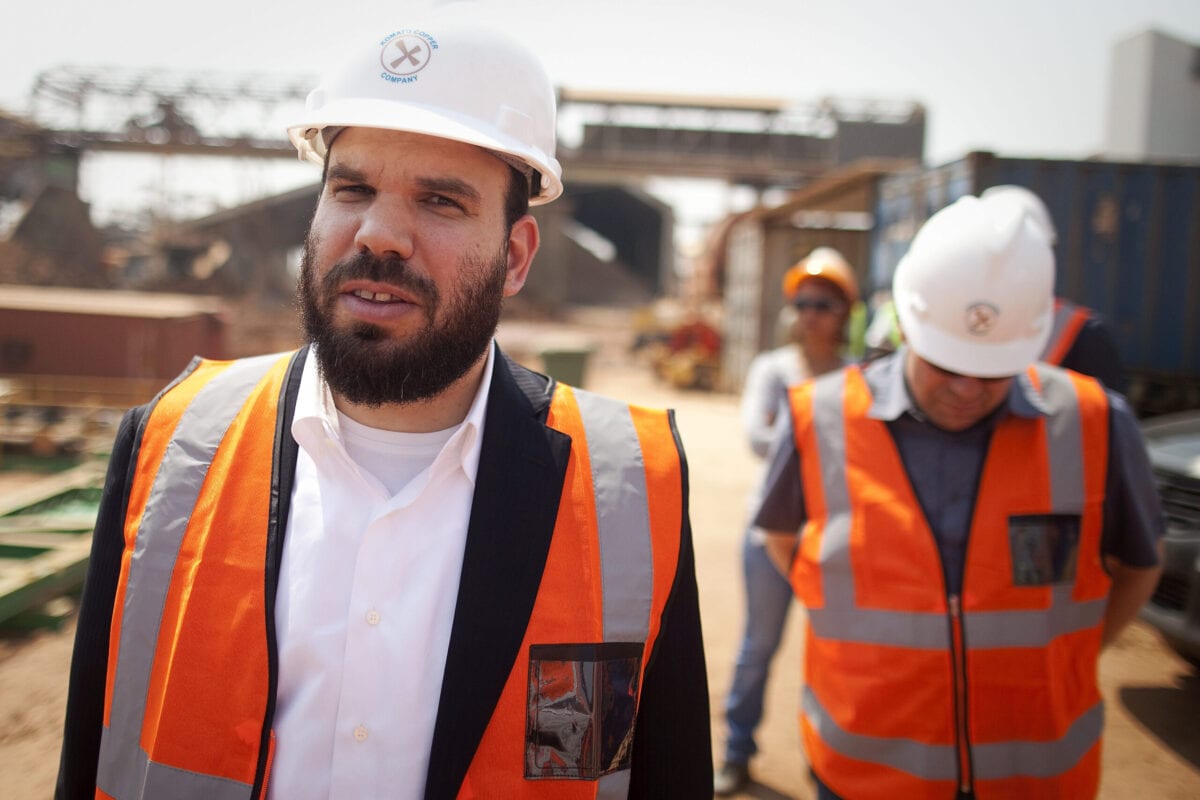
[56, 8, 711, 799]
[758, 193, 1163, 799]
[863, 185, 1127, 396]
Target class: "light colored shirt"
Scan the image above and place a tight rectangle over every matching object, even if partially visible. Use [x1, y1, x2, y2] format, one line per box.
[338, 412, 456, 496]
[740, 344, 813, 459]
[267, 344, 494, 800]
[741, 344, 838, 542]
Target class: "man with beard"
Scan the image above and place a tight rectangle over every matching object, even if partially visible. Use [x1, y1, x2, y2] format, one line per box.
[56, 11, 711, 800]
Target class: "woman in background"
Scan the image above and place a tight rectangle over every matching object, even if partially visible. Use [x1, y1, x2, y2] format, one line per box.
[715, 247, 860, 797]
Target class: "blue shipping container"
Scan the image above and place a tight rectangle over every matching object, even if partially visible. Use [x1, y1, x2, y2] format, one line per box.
[871, 152, 1200, 387]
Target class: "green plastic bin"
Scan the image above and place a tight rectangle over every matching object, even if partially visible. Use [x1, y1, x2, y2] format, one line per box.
[540, 347, 593, 388]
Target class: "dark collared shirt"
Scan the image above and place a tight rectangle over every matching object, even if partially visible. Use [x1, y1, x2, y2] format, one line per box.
[753, 349, 1163, 595]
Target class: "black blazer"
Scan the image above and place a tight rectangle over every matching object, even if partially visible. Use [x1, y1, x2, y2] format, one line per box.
[56, 346, 712, 799]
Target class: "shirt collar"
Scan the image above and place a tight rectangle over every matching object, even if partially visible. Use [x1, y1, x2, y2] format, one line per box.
[291, 341, 496, 486]
[865, 346, 1048, 423]
[455, 343, 494, 485]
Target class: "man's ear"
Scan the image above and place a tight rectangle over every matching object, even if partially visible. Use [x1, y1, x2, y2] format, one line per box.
[503, 214, 539, 297]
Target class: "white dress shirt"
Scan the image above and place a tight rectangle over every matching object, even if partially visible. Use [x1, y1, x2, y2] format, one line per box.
[267, 346, 493, 800]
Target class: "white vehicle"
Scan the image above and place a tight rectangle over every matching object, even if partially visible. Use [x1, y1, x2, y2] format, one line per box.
[1139, 410, 1200, 670]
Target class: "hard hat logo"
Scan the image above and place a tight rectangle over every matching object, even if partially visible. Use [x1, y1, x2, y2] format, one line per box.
[891, 194, 1054, 377]
[965, 303, 1000, 336]
[380, 31, 437, 78]
[288, 16, 564, 203]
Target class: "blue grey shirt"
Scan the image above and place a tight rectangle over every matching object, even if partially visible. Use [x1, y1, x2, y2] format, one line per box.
[753, 348, 1164, 595]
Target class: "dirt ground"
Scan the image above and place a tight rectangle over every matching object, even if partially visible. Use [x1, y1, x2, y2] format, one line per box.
[2, 307, 1198, 799]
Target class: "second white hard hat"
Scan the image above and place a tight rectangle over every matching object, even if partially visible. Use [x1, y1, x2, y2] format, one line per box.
[893, 193, 1055, 377]
[980, 184, 1057, 244]
[287, 11, 563, 204]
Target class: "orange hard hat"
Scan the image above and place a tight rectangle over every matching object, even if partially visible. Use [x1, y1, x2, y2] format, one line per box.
[782, 247, 859, 305]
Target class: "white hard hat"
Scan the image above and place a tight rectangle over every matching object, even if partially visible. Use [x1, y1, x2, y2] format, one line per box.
[893, 194, 1055, 378]
[288, 13, 563, 205]
[980, 184, 1057, 244]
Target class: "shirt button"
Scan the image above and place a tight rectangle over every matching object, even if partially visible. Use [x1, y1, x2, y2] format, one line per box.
[354, 725, 368, 742]
[366, 610, 381, 626]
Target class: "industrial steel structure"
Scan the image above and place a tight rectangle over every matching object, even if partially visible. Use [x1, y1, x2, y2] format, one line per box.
[24, 66, 925, 187]
[1, 64, 925, 311]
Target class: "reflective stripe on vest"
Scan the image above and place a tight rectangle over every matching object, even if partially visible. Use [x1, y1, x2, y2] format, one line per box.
[97, 353, 290, 800]
[795, 363, 1109, 796]
[579, 388, 649, 800]
[1041, 300, 1090, 366]
[801, 686, 1105, 783]
[575, 389, 653, 647]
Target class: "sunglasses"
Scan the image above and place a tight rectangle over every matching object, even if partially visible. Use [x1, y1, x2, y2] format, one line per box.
[793, 298, 840, 314]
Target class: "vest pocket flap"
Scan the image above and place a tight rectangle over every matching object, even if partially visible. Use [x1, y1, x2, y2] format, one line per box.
[524, 642, 642, 780]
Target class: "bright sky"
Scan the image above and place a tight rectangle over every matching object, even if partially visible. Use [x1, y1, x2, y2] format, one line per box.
[3, 0, 1199, 231]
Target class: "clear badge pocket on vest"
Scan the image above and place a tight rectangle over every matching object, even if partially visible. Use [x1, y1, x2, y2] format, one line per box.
[524, 642, 642, 780]
[1008, 514, 1082, 586]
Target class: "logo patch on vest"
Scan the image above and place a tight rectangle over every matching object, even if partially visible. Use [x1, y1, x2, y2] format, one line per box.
[525, 642, 642, 780]
[1008, 514, 1081, 585]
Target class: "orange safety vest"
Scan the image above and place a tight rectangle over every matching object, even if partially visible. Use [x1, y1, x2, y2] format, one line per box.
[95, 352, 684, 800]
[1041, 299, 1091, 366]
[790, 363, 1110, 800]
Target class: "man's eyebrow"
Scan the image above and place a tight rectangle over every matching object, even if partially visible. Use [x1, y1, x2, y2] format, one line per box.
[417, 176, 482, 204]
[325, 164, 369, 184]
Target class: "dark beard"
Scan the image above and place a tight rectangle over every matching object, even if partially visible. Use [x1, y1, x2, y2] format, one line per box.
[298, 239, 508, 407]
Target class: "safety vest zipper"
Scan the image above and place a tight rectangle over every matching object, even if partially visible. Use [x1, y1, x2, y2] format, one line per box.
[948, 594, 973, 795]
